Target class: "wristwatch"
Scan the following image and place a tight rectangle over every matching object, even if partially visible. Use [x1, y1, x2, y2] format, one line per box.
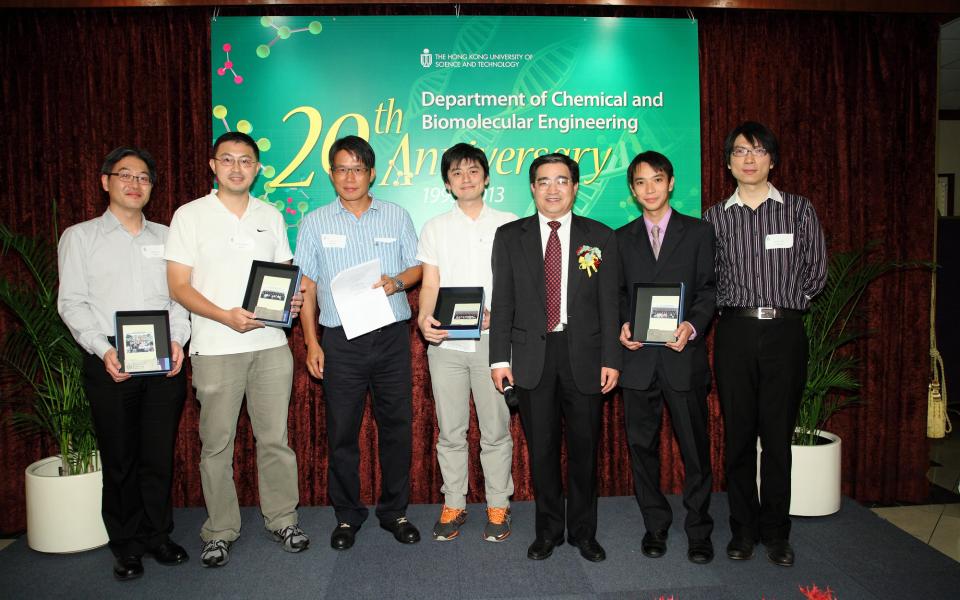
[393, 277, 405, 291]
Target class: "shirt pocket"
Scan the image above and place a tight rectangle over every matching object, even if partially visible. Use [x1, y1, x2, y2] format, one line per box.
[373, 237, 402, 274]
[142, 255, 171, 304]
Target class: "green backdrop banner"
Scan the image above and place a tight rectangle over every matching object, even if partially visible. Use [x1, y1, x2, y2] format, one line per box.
[211, 16, 701, 247]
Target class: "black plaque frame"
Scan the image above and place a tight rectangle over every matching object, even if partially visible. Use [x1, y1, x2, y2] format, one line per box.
[242, 261, 302, 328]
[433, 286, 485, 340]
[630, 282, 686, 346]
[115, 310, 172, 376]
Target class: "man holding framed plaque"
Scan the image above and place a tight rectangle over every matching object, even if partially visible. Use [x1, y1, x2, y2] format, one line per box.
[490, 153, 620, 562]
[616, 151, 717, 565]
[704, 122, 826, 567]
[166, 131, 308, 568]
[295, 135, 422, 551]
[58, 147, 191, 580]
[417, 144, 517, 543]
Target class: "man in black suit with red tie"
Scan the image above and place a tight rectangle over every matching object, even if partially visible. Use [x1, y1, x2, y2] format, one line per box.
[617, 151, 717, 564]
[490, 153, 620, 562]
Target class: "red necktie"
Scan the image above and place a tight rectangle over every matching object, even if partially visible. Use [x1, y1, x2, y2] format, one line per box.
[545, 221, 562, 332]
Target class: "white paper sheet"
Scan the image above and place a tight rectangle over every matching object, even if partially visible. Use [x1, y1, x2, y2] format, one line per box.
[330, 258, 395, 339]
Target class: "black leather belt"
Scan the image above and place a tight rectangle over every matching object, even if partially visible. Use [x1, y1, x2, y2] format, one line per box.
[721, 307, 803, 320]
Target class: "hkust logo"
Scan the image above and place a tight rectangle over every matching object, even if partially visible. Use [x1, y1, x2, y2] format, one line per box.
[420, 48, 433, 68]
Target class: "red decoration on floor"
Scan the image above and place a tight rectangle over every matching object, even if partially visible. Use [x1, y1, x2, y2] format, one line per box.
[798, 584, 838, 599]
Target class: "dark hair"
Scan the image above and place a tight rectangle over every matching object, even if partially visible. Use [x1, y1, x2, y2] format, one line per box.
[329, 135, 375, 169]
[528, 153, 579, 185]
[440, 143, 490, 184]
[212, 131, 260, 161]
[100, 147, 157, 184]
[626, 151, 674, 187]
[723, 121, 779, 166]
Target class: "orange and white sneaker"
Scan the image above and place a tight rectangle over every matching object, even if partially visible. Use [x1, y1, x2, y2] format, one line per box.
[432, 505, 467, 541]
[484, 506, 511, 542]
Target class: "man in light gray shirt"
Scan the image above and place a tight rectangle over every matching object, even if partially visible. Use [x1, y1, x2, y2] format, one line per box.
[58, 147, 191, 581]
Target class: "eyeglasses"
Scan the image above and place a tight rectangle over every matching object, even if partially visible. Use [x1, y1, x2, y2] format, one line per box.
[535, 176, 572, 189]
[731, 146, 769, 158]
[109, 172, 152, 186]
[331, 166, 371, 177]
[214, 155, 258, 169]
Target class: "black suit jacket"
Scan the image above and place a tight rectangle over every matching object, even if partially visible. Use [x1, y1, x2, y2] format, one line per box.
[490, 214, 621, 395]
[616, 211, 716, 391]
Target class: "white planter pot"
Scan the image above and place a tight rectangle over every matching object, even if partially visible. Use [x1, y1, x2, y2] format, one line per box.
[25, 455, 109, 553]
[756, 430, 842, 517]
[788, 430, 842, 516]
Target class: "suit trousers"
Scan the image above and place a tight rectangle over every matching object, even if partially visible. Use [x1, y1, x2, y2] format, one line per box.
[84, 352, 186, 557]
[518, 330, 603, 542]
[714, 315, 807, 543]
[192, 345, 300, 542]
[622, 352, 713, 541]
[427, 335, 514, 509]
[321, 321, 412, 527]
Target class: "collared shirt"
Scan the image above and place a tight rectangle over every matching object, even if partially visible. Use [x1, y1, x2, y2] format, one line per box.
[703, 182, 827, 310]
[417, 202, 517, 352]
[295, 196, 420, 328]
[643, 206, 673, 250]
[165, 190, 293, 356]
[58, 208, 190, 359]
[538, 210, 573, 329]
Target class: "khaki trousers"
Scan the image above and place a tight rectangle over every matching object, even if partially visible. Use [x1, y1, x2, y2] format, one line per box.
[192, 345, 299, 542]
[427, 335, 514, 509]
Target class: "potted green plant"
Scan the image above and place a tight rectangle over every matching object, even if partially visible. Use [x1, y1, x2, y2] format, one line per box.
[788, 245, 907, 516]
[0, 217, 107, 552]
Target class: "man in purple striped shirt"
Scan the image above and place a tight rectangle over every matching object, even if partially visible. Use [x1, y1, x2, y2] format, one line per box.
[703, 122, 827, 568]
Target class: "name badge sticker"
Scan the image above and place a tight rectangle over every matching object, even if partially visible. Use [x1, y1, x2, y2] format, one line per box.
[140, 244, 164, 259]
[374, 237, 397, 244]
[321, 234, 347, 248]
[229, 235, 255, 250]
[765, 233, 794, 250]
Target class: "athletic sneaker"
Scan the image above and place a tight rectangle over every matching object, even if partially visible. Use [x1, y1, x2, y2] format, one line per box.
[484, 506, 511, 542]
[272, 524, 310, 553]
[432, 505, 467, 541]
[200, 539, 231, 568]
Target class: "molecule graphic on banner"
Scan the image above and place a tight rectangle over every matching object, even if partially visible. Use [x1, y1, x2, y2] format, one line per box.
[216, 43, 243, 84]
[256, 17, 323, 59]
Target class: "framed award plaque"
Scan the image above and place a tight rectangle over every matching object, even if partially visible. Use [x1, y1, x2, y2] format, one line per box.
[630, 282, 686, 345]
[115, 310, 173, 375]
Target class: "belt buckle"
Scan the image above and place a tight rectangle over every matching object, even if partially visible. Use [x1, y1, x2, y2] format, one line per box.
[757, 307, 775, 320]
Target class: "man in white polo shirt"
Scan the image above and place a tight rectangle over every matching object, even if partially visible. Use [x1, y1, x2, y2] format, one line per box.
[166, 131, 307, 568]
[417, 143, 516, 542]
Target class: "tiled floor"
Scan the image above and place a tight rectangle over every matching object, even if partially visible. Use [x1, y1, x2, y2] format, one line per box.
[871, 432, 960, 562]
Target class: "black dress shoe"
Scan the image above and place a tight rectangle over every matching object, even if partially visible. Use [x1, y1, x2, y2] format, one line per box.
[527, 537, 563, 560]
[764, 539, 795, 567]
[726, 536, 756, 560]
[380, 516, 420, 544]
[113, 555, 144, 581]
[330, 522, 358, 550]
[641, 529, 668, 558]
[569, 537, 606, 562]
[687, 539, 714, 564]
[148, 540, 189, 565]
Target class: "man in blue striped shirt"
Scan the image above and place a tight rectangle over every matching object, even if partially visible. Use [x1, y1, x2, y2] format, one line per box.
[703, 122, 827, 569]
[295, 135, 422, 551]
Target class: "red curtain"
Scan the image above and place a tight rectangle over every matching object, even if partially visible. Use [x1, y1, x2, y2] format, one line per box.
[0, 7, 937, 534]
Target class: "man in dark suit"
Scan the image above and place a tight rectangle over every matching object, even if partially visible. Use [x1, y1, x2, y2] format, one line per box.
[490, 153, 620, 562]
[617, 151, 717, 564]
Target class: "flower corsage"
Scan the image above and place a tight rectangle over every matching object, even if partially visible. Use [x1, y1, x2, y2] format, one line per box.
[576, 245, 602, 277]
